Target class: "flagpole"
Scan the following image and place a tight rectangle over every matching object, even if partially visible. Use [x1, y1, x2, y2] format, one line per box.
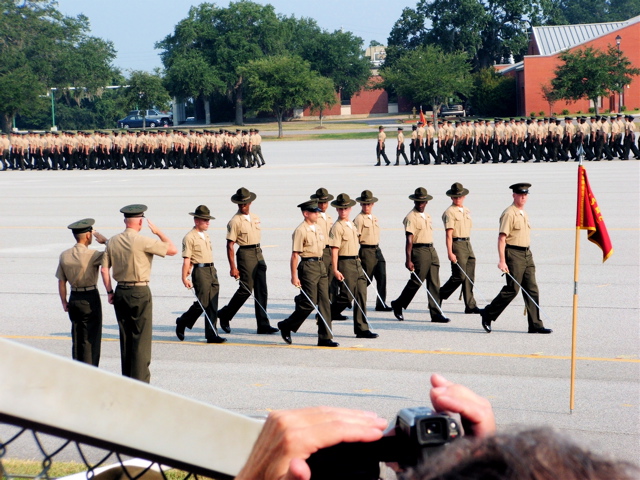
[570, 154, 584, 413]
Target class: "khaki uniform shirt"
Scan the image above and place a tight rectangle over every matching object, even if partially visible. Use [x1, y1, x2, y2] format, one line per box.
[442, 205, 472, 238]
[102, 228, 168, 282]
[499, 204, 531, 248]
[0, 137, 9, 152]
[378, 131, 386, 144]
[316, 212, 332, 247]
[353, 212, 380, 246]
[292, 221, 323, 258]
[403, 209, 433, 244]
[254, 134, 262, 146]
[226, 213, 261, 245]
[182, 227, 213, 264]
[625, 121, 637, 135]
[416, 126, 425, 142]
[397, 132, 404, 144]
[411, 130, 418, 142]
[56, 244, 104, 288]
[328, 219, 359, 256]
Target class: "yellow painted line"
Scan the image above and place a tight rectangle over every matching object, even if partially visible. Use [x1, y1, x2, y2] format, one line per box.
[4, 335, 638, 363]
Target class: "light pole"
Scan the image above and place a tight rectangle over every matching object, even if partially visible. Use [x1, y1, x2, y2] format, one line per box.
[615, 35, 623, 112]
[50, 88, 57, 131]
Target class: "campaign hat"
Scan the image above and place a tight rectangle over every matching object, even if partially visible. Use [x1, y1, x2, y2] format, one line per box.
[310, 187, 334, 202]
[330, 193, 356, 208]
[189, 205, 215, 220]
[446, 182, 469, 198]
[67, 218, 94, 234]
[231, 187, 256, 204]
[509, 183, 531, 194]
[356, 190, 378, 204]
[120, 204, 147, 218]
[409, 187, 433, 202]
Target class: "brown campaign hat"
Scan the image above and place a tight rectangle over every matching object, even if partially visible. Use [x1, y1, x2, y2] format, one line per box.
[231, 187, 257, 204]
[356, 190, 378, 204]
[446, 182, 469, 198]
[67, 218, 94, 234]
[120, 204, 147, 218]
[189, 205, 215, 220]
[409, 187, 433, 202]
[509, 183, 531, 194]
[330, 193, 356, 208]
[310, 187, 334, 202]
[297, 199, 321, 212]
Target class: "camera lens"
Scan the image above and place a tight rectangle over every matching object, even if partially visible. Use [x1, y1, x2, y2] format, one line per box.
[424, 421, 442, 435]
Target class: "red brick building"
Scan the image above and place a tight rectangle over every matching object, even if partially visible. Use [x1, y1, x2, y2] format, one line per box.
[499, 15, 640, 116]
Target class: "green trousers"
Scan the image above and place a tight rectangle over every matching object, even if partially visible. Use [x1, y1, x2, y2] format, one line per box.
[68, 289, 102, 367]
[439, 240, 477, 310]
[113, 285, 153, 383]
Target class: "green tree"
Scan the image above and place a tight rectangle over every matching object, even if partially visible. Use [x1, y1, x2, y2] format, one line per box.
[380, 45, 473, 123]
[386, 0, 546, 70]
[240, 56, 335, 138]
[543, 0, 640, 25]
[469, 68, 516, 117]
[307, 76, 338, 127]
[0, 0, 116, 132]
[124, 71, 171, 128]
[157, 1, 287, 125]
[280, 17, 372, 100]
[551, 46, 640, 115]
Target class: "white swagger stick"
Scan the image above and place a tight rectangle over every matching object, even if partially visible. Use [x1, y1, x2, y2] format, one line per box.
[454, 262, 489, 305]
[410, 270, 446, 316]
[188, 287, 220, 337]
[502, 271, 553, 324]
[361, 268, 390, 309]
[295, 285, 334, 337]
[339, 279, 374, 329]
[237, 278, 272, 322]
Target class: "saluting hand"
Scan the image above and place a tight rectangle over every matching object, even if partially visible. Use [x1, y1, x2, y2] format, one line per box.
[147, 219, 158, 235]
[93, 231, 107, 244]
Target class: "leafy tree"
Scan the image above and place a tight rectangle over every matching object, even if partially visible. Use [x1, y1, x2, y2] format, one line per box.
[307, 76, 339, 127]
[380, 45, 473, 123]
[543, 0, 640, 25]
[240, 55, 336, 138]
[0, 0, 116, 132]
[124, 71, 171, 128]
[540, 83, 560, 116]
[551, 46, 640, 115]
[276, 16, 371, 100]
[157, 1, 287, 125]
[469, 68, 516, 116]
[386, 0, 546, 70]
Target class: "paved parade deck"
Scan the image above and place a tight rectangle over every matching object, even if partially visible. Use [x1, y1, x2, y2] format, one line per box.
[0, 139, 638, 463]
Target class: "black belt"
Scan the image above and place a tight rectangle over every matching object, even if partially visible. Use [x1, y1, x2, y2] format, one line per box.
[506, 244, 529, 251]
[359, 244, 378, 249]
[301, 257, 322, 262]
[193, 263, 213, 268]
[453, 237, 469, 242]
[117, 281, 149, 287]
[413, 243, 433, 248]
[324, 245, 330, 249]
[239, 243, 260, 249]
[71, 286, 97, 292]
[338, 255, 358, 260]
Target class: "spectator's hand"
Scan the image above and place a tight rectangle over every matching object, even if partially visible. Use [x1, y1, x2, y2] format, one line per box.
[430, 373, 495, 438]
[236, 407, 387, 480]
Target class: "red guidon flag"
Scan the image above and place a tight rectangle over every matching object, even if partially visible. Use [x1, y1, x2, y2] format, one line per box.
[419, 108, 426, 125]
[576, 165, 613, 262]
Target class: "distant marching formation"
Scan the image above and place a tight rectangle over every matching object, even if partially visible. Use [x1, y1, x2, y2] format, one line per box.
[376, 114, 640, 165]
[0, 128, 266, 171]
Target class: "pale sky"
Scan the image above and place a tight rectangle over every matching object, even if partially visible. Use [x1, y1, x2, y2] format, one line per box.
[56, 0, 413, 73]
